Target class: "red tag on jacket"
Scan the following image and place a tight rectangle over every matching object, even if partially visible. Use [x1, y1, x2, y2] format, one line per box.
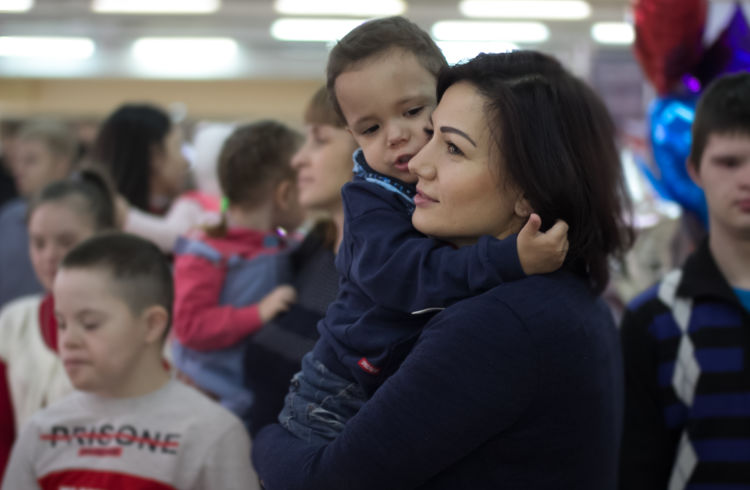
[357, 357, 381, 375]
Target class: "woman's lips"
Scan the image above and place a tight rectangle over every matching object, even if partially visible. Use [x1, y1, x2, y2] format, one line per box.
[414, 189, 438, 206]
[737, 199, 750, 212]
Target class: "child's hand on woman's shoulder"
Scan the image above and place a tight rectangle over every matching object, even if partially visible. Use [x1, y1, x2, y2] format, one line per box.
[516, 213, 569, 275]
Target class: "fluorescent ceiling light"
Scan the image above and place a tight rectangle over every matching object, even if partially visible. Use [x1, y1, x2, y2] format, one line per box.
[437, 41, 518, 65]
[131, 38, 238, 76]
[0, 36, 95, 60]
[271, 18, 368, 42]
[92, 0, 219, 14]
[0, 0, 33, 12]
[274, 0, 405, 17]
[432, 21, 549, 43]
[460, 0, 591, 20]
[591, 22, 634, 45]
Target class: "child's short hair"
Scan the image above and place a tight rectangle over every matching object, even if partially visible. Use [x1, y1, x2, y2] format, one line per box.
[690, 72, 750, 167]
[326, 16, 447, 120]
[218, 120, 301, 208]
[61, 232, 174, 331]
[18, 119, 77, 164]
[304, 86, 345, 128]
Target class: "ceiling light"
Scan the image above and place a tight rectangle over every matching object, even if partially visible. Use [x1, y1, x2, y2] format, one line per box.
[0, 0, 33, 12]
[92, 0, 219, 14]
[460, 0, 591, 20]
[0, 36, 95, 59]
[271, 18, 368, 42]
[591, 22, 634, 45]
[432, 21, 549, 43]
[274, 0, 405, 17]
[438, 41, 518, 65]
[131, 38, 238, 77]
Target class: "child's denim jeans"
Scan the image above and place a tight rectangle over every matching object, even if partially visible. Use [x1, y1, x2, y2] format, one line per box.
[279, 351, 367, 444]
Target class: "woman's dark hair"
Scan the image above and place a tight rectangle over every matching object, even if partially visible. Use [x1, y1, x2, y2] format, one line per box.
[90, 103, 171, 212]
[438, 51, 633, 293]
[28, 168, 116, 232]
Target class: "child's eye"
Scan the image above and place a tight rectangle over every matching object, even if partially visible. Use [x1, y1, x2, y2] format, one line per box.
[447, 142, 464, 156]
[423, 127, 434, 137]
[82, 323, 99, 331]
[361, 125, 379, 136]
[406, 106, 424, 117]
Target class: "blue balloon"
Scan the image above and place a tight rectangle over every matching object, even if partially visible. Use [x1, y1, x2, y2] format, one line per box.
[643, 95, 708, 226]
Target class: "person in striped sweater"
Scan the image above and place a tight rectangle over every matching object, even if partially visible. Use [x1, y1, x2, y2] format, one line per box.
[620, 72, 750, 489]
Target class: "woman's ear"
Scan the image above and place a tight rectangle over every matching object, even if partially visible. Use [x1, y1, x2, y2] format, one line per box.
[514, 194, 533, 219]
[141, 305, 169, 345]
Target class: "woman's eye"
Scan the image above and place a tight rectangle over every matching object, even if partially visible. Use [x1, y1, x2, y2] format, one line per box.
[82, 323, 98, 331]
[447, 142, 464, 156]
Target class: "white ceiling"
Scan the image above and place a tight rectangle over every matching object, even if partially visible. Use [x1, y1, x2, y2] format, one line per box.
[0, 0, 632, 80]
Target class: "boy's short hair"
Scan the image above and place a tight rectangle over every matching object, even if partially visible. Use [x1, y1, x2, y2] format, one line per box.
[61, 232, 174, 331]
[689, 72, 750, 167]
[326, 16, 447, 120]
[218, 120, 301, 208]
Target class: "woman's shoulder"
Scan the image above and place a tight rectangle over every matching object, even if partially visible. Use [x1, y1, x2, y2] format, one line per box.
[433, 271, 606, 334]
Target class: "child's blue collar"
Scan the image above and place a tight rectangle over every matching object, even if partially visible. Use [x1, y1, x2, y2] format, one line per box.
[352, 149, 416, 207]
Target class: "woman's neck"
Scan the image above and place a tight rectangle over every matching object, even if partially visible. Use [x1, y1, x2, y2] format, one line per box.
[226, 203, 274, 231]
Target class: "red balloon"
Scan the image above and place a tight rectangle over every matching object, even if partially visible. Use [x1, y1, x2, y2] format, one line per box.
[633, 0, 708, 94]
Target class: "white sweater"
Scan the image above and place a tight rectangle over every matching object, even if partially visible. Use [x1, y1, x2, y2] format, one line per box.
[2, 379, 259, 490]
[0, 295, 72, 432]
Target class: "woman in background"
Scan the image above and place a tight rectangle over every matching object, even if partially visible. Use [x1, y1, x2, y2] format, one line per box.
[0, 170, 115, 481]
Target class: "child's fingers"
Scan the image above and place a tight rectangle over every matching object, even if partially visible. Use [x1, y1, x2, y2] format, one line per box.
[518, 213, 542, 239]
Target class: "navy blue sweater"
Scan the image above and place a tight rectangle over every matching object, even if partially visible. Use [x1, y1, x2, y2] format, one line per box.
[253, 270, 623, 489]
[314, 153, 524, 395]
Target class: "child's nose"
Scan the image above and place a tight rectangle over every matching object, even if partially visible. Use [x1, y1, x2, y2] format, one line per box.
[387, 123, 408, 147]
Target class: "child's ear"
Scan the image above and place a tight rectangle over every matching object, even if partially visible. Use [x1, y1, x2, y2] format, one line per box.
[686, 158, 702, 188]
[142, 305, 169, 344]
[274, 179, 296, 211]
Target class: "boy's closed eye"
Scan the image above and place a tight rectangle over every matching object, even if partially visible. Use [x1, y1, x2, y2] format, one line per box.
[361, 125, 379, 136]
[406, 106, 424, 117]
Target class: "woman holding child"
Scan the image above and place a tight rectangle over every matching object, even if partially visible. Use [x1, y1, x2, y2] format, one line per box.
[253, 50, 632, 489]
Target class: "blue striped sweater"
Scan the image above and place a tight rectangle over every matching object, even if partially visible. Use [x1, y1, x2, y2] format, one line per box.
[620, 239, 750, 490]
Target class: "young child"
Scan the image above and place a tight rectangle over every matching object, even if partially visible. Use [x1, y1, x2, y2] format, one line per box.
[1, 232, 258, 489]
[276, 16, 570, 444]
[171, 120, 304, 427]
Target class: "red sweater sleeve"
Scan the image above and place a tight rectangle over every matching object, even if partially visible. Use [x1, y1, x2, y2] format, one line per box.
[172, 254, 264, 351]
[0, 361, 15, 484]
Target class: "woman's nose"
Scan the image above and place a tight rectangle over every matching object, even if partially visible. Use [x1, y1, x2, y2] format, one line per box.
[408, 144, 434, 179]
